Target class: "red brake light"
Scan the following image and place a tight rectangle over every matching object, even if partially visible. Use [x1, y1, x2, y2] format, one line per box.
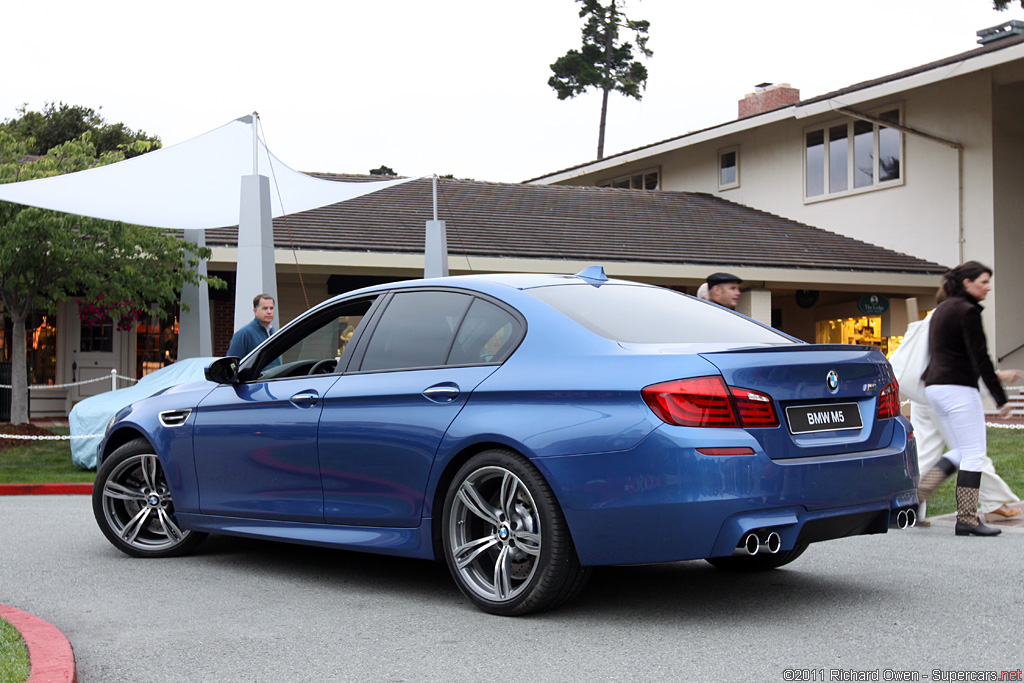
[877, 379, 900, 420]
[642, 376, 738, 427]
[642, 377, 778, 428]
[730, 386, 780, 428]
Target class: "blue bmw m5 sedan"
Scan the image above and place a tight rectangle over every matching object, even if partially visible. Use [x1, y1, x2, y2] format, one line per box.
[93, 268, 919, 615]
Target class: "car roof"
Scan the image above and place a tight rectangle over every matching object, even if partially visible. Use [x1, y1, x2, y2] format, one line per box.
[296, 268, 665, 325]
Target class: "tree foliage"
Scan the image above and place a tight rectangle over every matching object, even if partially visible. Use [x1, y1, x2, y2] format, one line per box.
[549, 0, 652, 159]
[369, 165, 396, 176]
[993, 0, 1024, 9]
[1, 128, 217, 424]
[0, 102, 160, 159]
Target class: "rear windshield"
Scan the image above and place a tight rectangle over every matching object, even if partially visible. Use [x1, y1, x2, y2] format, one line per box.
[526, 283, 793, 344]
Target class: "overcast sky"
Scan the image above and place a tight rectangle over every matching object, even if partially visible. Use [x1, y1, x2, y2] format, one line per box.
[4, 1, 1023, 183]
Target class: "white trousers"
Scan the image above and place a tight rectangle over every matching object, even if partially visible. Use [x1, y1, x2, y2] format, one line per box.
[910, 399, 1019, 514]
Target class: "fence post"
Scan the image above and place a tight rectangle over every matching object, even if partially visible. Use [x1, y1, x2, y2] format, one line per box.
[111, 368, 118, 393]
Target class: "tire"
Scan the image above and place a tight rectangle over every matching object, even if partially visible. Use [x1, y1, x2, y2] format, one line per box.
[92, 438, 207, 558]
[441, 449, 590, 616]
[705, 542, 809, 572]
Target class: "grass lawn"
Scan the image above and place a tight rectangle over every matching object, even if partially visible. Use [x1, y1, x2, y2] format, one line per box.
[0, 616, 30, 683]
[0, 427, 95, 485]
[927, 426, 1024, 517]
[0, 425, 1022, 518]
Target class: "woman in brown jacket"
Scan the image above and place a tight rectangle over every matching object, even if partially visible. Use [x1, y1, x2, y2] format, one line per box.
[918, 261, 1018, 536]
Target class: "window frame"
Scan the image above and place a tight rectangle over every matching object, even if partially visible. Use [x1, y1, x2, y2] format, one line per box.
[598, 167, 661, 191]
[348, 288, 526, 374]
[237, 295, 383, 382]
[718, 145, 740, 190]
[803, 105, 904, 203]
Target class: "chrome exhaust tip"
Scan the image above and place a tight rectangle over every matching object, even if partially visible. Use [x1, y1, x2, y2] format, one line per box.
[896, 510, 909, 529]
[760, 531, 781, 554]
[905, 508, 917, 528]
[743, 532, 759, 555]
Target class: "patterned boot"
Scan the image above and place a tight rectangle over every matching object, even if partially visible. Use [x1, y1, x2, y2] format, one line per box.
[917, 457, 956, 503]
[954, 470, 1001, 537]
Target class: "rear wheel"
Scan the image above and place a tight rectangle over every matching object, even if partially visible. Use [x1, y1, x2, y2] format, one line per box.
[705, 542, 808, 572]
[92, 439, 206, 558]
[441, 449, 590, 615]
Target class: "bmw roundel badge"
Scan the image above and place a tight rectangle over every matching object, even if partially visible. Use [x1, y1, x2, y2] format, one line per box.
[826, 370, 840, 394]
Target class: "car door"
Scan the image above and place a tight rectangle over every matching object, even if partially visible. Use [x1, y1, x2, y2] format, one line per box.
[318, 290, 524, 527]
[192, 298, 376, 523]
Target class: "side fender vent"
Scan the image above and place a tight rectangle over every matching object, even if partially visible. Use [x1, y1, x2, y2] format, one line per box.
[158, 409, 192, 428]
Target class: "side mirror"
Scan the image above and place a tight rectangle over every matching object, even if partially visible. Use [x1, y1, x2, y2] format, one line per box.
[204, 357, 240, 384]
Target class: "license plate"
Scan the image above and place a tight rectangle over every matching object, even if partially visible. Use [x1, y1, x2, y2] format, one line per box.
[785, 402, 863, 434]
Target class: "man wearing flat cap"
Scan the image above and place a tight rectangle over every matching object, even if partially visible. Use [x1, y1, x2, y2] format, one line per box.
[706, 272, 742, 310]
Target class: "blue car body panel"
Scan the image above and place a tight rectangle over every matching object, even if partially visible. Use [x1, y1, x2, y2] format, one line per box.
[317, 365, 497, 527]
[97, 272, 919, 567]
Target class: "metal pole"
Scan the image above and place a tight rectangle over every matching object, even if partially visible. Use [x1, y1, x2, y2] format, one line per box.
[252, 112, 259, 175]
[110, 368, 117, 393]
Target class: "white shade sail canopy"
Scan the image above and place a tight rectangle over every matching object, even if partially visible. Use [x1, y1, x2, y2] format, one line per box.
[0, 114, 415, 229]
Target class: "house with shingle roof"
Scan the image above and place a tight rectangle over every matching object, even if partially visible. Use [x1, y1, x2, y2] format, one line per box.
[199, 175, 944, 356]
[526, 21, 1024, 367]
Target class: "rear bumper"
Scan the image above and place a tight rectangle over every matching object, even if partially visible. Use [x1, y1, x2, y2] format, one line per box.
[532, 424, 918, 566]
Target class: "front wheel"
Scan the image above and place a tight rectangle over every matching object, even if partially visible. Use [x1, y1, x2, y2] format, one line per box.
[441, 449, 590, 616]
[92, 439, 207, 558]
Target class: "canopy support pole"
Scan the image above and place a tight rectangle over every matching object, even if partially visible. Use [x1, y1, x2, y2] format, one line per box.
[178, 229, 212, 357]
[424, 175, 448, 278]
[234, 174, 279, 334]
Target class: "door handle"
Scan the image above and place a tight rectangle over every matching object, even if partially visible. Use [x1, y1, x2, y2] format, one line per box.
[290, 392, 319, 407]
[423, 383, 460, 403]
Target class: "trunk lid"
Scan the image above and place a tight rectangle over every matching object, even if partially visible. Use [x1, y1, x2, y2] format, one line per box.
[698, 344, 898, 459]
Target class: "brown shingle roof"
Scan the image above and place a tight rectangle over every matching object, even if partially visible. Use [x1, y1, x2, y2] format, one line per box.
[205, 176, 946, 275]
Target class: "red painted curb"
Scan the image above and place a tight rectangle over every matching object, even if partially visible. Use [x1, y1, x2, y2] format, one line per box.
[0, 603, 77, 683]
[0, 483, 93, 496]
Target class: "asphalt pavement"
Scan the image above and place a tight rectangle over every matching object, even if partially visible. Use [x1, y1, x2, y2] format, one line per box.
[2, 495, 1022, 682]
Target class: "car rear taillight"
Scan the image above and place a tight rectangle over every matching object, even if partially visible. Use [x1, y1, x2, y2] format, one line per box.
[730, 387, 779, 427]
[877, 379, 900, 420]
[642, 376, 778, 428]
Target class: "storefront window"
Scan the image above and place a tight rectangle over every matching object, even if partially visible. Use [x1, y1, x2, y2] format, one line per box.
[815, 316, 893, 355]
[30, 314, 58, 385]
[0, 312, 59, 385]
[137, 307, 179, 378]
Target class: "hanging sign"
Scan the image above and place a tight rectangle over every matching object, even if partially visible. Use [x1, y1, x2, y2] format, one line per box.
[857, 294, 890, 315]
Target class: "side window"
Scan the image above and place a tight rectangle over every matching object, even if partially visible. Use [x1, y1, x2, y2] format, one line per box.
[448, 299, 521, 365]
[718, 146, 739, 190]
[360, 291, 472, 372]
[256, 299, 373, 380]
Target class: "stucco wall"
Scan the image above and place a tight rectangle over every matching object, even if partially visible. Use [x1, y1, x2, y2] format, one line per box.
[572, 72, 1006, 273]
[992, 80, 1024, 367]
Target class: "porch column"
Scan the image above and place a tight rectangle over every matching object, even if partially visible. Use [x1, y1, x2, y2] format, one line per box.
[234, 175, 278, 333]
[738, 289, 772, 325]
[178, 229, 212, 358]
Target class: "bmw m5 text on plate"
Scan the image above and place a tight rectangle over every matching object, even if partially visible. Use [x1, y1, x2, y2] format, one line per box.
[93, 268, 918, 616]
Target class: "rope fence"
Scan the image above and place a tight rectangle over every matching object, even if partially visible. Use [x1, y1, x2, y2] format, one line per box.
[0, 432, 106, 440]
[1, 369, 139, 440]
[1, 371, 138, 391]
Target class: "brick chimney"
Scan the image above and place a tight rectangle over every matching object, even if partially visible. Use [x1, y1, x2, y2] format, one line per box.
[738, 83, 800, 119]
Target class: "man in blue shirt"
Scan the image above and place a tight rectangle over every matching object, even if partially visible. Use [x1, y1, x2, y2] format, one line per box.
[228, 293, 275, 358]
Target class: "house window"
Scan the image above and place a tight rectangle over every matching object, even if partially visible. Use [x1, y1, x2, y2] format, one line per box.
[805, 108, 902, 200]
[718, 146, 739, 190]
[599, 169, 659, 190]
